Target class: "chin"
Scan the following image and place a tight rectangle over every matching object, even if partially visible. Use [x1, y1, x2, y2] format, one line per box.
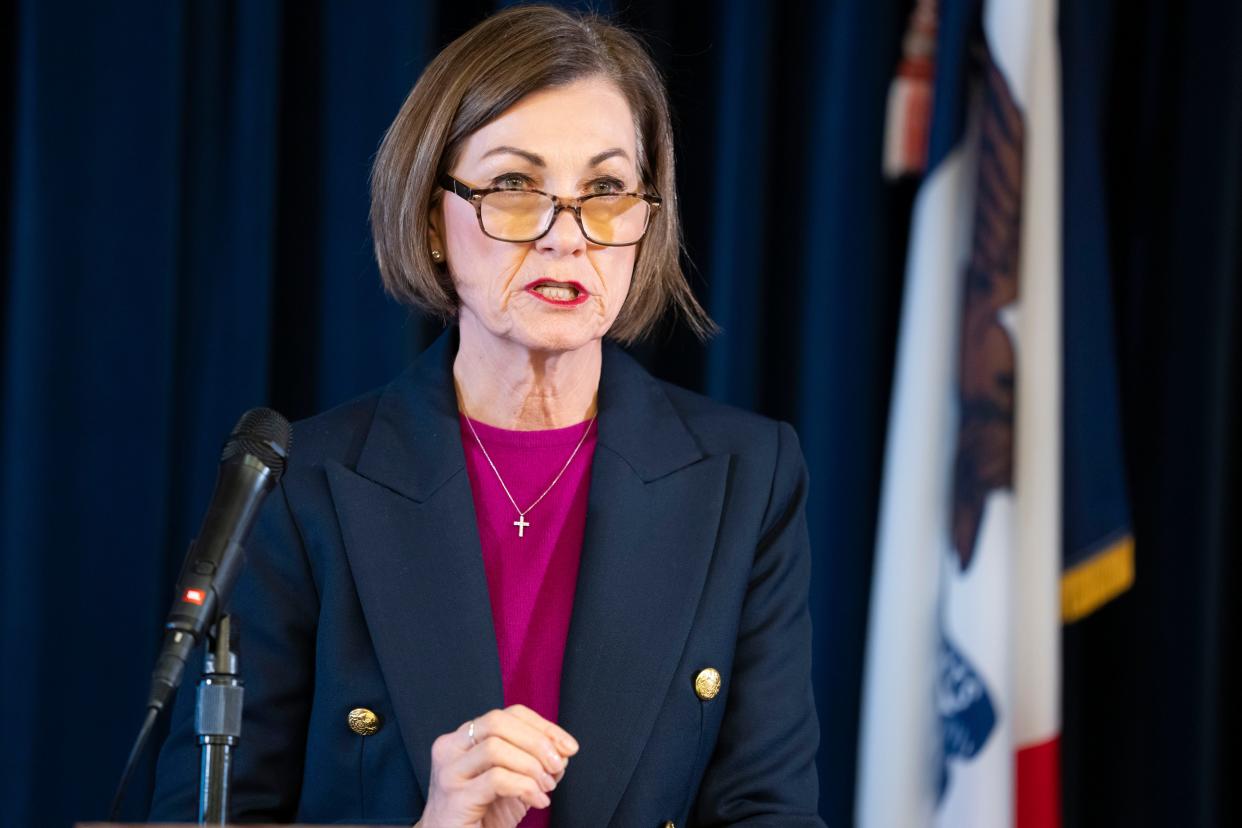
[522, 331, 597, 355]
[513, 319, 607, 355]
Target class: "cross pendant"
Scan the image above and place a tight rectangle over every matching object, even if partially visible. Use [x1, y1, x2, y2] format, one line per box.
[513, 514, 530, 538]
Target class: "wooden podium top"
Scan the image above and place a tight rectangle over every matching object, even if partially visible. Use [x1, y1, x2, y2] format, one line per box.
[77, 824, 411, 827]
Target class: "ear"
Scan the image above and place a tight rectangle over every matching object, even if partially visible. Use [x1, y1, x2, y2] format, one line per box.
[427, 224, 445, 259]
[426, 189, 445, 244]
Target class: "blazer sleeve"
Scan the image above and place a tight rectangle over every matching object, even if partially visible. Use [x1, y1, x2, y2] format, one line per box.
[147, 478, 319, 822]
[690, 421, 826, 827]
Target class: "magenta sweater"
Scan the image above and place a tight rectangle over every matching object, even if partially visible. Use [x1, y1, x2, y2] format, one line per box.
[458, 413, 597, 827]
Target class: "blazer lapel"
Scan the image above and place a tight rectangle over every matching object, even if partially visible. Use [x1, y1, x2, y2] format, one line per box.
[551, 344, 730, 828]
[324, 330, 729, 825]
[325, 329, 504, 803]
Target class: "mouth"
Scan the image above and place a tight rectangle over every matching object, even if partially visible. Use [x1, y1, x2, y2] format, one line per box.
[524, 279, 590, 307]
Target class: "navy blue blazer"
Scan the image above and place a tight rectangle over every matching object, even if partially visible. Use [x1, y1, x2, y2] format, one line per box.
[149, 328, 823, 827]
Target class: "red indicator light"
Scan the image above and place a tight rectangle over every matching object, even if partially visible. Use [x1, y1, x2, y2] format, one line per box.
[183, 588, 205, 605]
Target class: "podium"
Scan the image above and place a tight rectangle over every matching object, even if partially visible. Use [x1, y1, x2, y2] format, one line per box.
[77, 824, 412, 827]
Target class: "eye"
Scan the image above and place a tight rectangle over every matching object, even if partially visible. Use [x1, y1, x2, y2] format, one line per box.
[586, 176, 626, 195]
[492, 172, 534, 190]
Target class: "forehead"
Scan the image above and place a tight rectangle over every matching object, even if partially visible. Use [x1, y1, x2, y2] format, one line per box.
[458, 76, 638, 169]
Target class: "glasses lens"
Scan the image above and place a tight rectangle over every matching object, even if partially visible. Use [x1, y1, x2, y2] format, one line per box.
[480, 191, 554, 241]
[581, 195, 650, 245]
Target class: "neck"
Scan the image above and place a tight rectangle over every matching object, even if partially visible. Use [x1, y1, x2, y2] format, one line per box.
[452, 314, 601, 431]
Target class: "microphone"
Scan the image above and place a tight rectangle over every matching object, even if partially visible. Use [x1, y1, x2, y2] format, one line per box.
[146, 407, 292, 713]
[110, 407, 292, 821]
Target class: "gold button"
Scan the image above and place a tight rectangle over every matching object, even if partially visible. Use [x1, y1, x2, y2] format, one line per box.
[662, 822, 676, 828]
[348, 707, 381, 735]
[694, 667, 721, 701]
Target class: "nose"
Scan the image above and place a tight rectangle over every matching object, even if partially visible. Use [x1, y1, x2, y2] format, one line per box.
[535, 206, 588, 257]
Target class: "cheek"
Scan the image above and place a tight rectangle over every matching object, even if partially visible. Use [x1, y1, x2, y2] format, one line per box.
[443, 199, 489, 258]
[443, 201, 527, 297]
[597, 249, 637, 304]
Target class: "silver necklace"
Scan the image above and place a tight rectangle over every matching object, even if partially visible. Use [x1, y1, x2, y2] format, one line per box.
[462, 412, 597, 538]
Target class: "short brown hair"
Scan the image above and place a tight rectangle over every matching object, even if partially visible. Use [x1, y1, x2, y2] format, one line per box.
[369, 4, 716, 344]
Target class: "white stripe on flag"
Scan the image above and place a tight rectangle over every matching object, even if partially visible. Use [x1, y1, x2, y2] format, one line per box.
[1008, 0, 1061, 754]
[856, 122, 979, 828]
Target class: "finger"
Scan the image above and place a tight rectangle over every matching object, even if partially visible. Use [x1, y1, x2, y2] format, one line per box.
[496, 796, 529, 825]
[504, 704, 579, 757]
[467, 766, 551, 811]
[451, 735, 558, 793]
[470, 709, 568, 775]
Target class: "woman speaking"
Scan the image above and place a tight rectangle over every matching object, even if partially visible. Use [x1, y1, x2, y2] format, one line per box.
[150, 5, 823, 827]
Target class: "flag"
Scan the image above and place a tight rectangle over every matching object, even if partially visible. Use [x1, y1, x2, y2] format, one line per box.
[856, 0, 1131, 823]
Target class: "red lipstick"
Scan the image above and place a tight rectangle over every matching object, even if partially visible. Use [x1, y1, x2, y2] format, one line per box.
[524, 279, 590, 307]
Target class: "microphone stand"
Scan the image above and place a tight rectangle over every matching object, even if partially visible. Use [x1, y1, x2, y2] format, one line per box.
[196, 614, 243, 825]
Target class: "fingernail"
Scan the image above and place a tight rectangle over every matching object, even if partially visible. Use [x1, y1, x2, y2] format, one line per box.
[540, 772, 556, 791]
[546, 749, 566, 770]
[559, 735, 579, 754]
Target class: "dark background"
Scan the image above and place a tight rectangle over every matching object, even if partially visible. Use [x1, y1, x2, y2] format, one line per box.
[1, 1, 1238, 826]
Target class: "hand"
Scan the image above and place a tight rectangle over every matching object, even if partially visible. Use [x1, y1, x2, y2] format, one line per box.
[417, 704, 579, 828]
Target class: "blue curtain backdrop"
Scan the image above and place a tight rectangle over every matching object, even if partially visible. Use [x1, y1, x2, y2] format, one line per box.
[0, 1, 1237, 827]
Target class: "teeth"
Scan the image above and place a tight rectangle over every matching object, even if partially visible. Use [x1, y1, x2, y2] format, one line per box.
[533, 285, 579, 301]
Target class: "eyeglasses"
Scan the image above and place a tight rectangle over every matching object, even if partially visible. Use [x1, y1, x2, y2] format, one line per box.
[439, 173, 661, 247]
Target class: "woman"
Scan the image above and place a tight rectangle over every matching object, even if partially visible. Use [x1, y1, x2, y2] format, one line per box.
[150, 6, 823, 827]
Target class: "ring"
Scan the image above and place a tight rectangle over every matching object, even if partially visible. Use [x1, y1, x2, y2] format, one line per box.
[467, 719, 477, 748]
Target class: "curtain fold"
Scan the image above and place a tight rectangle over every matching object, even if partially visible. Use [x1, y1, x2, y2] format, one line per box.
[1060, 0, 1242, 825]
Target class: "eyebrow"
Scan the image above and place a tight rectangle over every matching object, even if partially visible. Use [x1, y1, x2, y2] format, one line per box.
[481, 145, 545, 166]
[588, 148, 630, 166]
[479, 146, 632, 168]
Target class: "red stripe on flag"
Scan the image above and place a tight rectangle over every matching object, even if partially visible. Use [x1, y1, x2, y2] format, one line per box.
[1016, 735, 1060, 828]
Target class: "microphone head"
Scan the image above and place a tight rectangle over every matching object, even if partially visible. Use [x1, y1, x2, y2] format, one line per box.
[221, 407, 292, 480]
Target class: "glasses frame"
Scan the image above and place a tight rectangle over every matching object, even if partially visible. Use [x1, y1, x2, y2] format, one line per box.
[438, 173, 662, 247]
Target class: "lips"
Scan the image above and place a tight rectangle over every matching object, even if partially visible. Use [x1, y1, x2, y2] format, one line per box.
[524, 279, 590, 307]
